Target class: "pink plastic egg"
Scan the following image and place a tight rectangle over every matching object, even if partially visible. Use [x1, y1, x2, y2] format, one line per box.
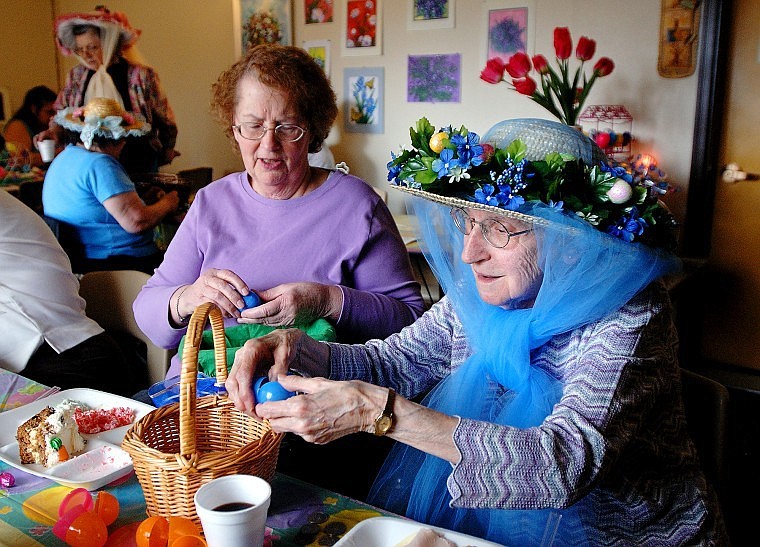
[594, 132, 611, 148]
[59, 488, 94, 518]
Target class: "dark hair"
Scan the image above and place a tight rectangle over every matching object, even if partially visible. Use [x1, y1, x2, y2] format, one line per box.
[72, 23, 101, 37]
[62, 128, 128, 148]
[210, 44, 337, 154]
[10, 86, 57, 134]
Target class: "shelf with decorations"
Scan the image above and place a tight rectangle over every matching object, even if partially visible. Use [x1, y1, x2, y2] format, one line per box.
[579, 104, 633, 161]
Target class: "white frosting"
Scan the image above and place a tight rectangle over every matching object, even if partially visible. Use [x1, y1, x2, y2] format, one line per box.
[43, 399, 89, 467]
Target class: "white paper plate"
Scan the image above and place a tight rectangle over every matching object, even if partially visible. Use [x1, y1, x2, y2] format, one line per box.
[0, 388, 154, 490]
[334, 516, 504, 547]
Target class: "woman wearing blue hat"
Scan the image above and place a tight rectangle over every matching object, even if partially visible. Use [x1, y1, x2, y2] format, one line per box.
[225, 118, 726, 545]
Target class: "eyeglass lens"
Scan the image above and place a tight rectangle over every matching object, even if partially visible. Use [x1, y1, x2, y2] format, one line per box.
[75, 45, 100, 55]
[234, 123, 305, 142]
[450, 207, 520, 248]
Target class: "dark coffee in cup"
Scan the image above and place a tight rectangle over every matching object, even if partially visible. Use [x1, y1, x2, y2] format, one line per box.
[212, 501, 255, 512]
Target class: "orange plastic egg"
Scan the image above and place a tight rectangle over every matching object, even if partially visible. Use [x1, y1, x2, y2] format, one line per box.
[136, 515, 170, 547]
[94, 491, 120, 526]
[53, 505, 86, 541]
[167, 516, 200, 544]
[65, 510, 108, 547]
[171, 535, 207, 547]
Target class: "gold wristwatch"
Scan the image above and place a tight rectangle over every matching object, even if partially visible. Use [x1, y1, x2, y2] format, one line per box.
[373, 388, 395, 436]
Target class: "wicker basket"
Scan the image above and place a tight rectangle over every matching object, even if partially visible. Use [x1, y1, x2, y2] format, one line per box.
[122, 302, 283, 525]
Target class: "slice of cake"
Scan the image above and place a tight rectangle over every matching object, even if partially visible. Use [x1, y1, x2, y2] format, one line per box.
[16, 400, 88, 467]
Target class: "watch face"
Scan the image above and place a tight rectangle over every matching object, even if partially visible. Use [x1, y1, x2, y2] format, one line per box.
[375, 415, 392, 435]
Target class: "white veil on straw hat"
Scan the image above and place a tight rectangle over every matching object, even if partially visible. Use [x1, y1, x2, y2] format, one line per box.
[54, 6, 145, 108]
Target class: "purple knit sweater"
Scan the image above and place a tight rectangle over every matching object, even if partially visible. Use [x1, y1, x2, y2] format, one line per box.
[133, 170, 424, 378]
[328, 283, 727, 545]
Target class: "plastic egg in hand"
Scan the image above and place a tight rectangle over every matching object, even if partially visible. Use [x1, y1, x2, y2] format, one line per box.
[254, 376, 296, 403]
[238, 292, 261, 312]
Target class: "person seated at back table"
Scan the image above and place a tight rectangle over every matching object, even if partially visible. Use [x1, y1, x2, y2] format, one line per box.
[0, 188, 146, 395]
[225, 119, 728, 545]
[42, 97, 179, 275]
[2, 85, 57, 168]
[133, 44, 424, 500]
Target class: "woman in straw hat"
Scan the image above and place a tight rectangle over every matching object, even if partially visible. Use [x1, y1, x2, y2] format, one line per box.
[225, 118, 727, 544]
[35, 6, 178, 174]
[42, 97, 179, 274]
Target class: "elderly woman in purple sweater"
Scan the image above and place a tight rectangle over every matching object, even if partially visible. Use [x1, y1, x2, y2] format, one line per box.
[225, 119, 727, 545]
[133, 44, 423, 500]
[134, 44, 422, 372]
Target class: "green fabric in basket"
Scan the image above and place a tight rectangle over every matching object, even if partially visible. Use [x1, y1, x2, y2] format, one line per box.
[177, 318, 337, 377]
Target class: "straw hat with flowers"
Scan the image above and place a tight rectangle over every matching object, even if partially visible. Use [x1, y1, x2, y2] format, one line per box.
[388, 117, 677, 251]
[55, 97, 150, 150]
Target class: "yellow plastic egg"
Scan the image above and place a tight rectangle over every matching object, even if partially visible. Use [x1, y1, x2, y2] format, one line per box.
[429, 132, 449, 153]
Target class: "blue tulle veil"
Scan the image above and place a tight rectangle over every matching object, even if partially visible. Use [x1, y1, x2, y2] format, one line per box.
[367, 193, 681, 544]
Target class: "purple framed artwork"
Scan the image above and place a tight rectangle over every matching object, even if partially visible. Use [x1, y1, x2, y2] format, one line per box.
[408, 0, 455, 30]
[407, 53, 461, 103]
[487, 6, 529, 63]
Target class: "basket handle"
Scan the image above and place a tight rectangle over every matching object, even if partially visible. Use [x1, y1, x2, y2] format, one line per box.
[179, 302, 228, 456]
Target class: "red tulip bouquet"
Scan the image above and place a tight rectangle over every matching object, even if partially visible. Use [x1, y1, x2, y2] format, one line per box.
[481, 27, 615, 127]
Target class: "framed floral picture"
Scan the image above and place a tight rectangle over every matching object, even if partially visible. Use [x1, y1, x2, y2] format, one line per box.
[303, 39, 331, 76]
[407, 0, 455, 30]
[407, 54, 461, 103]
[234, 0, 292, 56]
[305, 0, 334, 24]
[484, 1, 534, 64]
[343, 67, 384, 133]
[342, 0, 382, 56]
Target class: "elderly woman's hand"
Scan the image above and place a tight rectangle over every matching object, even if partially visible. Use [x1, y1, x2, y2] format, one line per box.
[239, 281, 342, 327]
[173, 268, 251, 322]
[226, 329, 331, 414]
[253, 376, 385, 444]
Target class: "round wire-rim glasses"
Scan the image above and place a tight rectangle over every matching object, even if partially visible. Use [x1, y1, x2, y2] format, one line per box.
[232, 122, 307, 143]
[449, 207, 532, 249]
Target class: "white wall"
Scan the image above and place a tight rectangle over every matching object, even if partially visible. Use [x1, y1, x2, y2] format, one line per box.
[3, 0, 697, 219]
[298, 0, 697, 218]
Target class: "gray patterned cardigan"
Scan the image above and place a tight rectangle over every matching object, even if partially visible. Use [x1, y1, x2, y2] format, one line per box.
[327, 282, 728, 545]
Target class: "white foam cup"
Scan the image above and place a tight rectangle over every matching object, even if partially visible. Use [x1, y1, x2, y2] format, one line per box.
[38, 140, 56, 163]
[194, 474, 271, 547]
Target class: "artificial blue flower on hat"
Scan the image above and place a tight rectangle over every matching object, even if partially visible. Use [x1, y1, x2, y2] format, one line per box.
[388, 117, 678, 251]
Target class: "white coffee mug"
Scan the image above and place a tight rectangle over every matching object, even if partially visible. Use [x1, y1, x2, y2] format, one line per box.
[38, 140, 56, 163]
[194, 474, 271, 547]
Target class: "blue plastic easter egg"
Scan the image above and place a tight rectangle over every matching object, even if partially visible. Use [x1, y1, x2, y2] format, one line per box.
[238, 292, 261, 312]
[253, 376, 296, 403]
